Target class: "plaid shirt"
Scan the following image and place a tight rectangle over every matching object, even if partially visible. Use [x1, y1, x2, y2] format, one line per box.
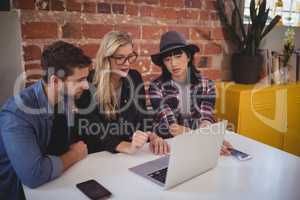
[148, 72, 216, 138]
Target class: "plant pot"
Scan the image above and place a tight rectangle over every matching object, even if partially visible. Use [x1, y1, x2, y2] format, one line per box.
[231, 53, 263, 84]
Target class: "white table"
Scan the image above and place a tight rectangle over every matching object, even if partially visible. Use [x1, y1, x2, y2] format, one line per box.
[24, 131, 300, 200]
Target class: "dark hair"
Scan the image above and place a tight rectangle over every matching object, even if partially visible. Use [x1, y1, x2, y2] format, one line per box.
[41, 41, 92, 82]
[159, 48, 200, 84]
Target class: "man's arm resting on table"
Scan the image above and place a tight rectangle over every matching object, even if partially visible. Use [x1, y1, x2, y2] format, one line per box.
[60, 141, 87, 171]
[0, 112, 64, 188]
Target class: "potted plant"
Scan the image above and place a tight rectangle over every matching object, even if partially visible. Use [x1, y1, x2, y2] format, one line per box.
[280, 27, 295, 83]
[216, 0, 282, 84]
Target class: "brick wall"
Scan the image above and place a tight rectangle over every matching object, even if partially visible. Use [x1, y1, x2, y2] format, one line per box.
[13, 0, 233, 86]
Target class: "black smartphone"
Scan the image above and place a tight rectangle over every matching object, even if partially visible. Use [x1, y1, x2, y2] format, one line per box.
[76, 179, 111, 200]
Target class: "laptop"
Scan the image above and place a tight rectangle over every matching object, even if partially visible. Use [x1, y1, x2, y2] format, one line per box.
[129, 121, 226, 190]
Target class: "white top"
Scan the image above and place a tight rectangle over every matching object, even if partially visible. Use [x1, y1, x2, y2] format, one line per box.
[24, 131, 300, 200]
[176, 81, 191, 117]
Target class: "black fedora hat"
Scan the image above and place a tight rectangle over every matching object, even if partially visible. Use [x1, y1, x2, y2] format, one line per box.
[151, 31, 199, 66]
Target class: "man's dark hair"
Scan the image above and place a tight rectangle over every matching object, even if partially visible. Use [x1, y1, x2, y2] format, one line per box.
[41, 41, 92, 82]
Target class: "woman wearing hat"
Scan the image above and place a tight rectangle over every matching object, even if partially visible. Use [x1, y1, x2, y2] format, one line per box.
[149, 31, 232, 155]
[75, 31, 169, 155]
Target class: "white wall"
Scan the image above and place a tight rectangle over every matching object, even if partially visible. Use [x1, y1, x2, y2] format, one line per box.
[260, 26, 300, 82]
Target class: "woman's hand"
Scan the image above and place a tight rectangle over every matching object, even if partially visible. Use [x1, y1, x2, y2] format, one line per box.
[220, 140, 233, 156]
[148, 133, 170, 155]
[116, 131, 149, 154]
[129, 131, 149, 154]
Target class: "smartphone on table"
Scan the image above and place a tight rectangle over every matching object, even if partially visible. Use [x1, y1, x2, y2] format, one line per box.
[76, 179, 112, 200]
[228, 148, 252, 161]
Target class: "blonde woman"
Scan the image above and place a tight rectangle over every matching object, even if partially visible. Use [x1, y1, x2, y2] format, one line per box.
[75, 31, 169, 155]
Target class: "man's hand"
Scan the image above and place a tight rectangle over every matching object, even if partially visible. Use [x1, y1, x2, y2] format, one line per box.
[220, 140, 233, 156]
[149, 133, 170, 155]
[60, 140, 87, 171]
[169, 123, 191, 136]
[69, 141, 88, 161]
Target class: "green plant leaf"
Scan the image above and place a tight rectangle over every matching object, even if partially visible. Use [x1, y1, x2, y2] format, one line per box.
[261, 15, 282, 39]
[256, 8, 269, 42]
[250, 0, 256, 23]
[232, 7, 238, 31]
[244, 24, 253, 54]
[258, 0, 267, 19]
[261, 8, 269, 28]
[232, 0, 246, 40]
[216, 0, 242, 48]
[255, 26, 262, 54]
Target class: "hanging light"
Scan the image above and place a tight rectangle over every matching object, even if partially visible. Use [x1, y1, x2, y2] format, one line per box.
[275, 0, 284, 7]
[274, 0, 284, 26]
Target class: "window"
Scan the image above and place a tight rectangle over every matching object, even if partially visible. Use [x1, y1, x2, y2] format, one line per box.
[244, 0, 300, 27]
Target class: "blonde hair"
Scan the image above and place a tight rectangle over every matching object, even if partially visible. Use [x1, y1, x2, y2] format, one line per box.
[93, 31, 132, 119]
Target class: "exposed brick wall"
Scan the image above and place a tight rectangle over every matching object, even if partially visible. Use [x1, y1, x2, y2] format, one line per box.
[14, 0, 232, 86]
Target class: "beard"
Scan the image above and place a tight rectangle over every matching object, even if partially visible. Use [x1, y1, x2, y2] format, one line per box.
[74, 90, 83, 99]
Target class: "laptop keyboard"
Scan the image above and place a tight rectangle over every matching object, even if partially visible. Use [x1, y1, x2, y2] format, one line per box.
[147, 167, 168, 184]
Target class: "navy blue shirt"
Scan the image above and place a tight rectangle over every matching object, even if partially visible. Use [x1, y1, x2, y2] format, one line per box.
[0, 80, 64, 200]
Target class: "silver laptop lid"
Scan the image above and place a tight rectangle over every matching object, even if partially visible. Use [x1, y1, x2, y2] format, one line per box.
[164, 121, 226, 189]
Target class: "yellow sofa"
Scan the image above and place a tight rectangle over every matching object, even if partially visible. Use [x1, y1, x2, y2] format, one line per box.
[215, 82, 300, 156]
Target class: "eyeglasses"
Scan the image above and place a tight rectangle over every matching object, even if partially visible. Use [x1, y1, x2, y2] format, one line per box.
[109, 51, 138, 65]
